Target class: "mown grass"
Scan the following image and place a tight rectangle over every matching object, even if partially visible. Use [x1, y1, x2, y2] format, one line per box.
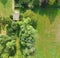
[35, 8, 60, 58]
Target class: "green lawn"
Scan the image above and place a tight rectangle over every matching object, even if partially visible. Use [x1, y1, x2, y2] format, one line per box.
[35, 8, 60, 58]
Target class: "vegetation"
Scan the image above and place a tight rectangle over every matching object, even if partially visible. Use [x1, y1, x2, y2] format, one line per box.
[0, 0, 12, 17]
[0, 17, 37, 58]
[15, 0, 58, 9]
[0, 0, 60, 58]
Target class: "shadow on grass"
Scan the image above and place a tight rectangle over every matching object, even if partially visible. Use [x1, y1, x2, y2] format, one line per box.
[33, 2, 58, 24]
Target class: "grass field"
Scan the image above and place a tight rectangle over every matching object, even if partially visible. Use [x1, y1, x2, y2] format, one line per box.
[0, 0, 12, 17]
[34, 8, 60, 58]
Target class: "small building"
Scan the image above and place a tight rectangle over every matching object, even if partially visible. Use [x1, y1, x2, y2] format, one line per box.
[13, 10, 19, 20]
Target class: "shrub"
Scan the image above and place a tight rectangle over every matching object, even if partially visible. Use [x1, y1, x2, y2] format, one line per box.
[0, 17, 37, 58]
[23, 10, 37, 29]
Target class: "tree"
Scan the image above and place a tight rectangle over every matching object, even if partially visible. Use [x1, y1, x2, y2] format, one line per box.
[19, 0, 30, 4]
[0, 17, 37, 58]
[6, 17, 36, 58]
[19, 17, 36, 57]
[0, 35, 16, 58]
[58, 0, 60, 6]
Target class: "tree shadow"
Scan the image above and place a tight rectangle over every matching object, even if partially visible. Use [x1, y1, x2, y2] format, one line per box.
[33, 2, 58, 24]
[39, 8, 58, 24]
[30, 19, 37, 29]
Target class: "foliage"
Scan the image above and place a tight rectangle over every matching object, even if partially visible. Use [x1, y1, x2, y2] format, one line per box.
[7, 21, 20, 36]
[19, 18, 36, 57]
[0, 35, 16, 58]
[23, 10, 37, 29]
[0, 0, 60, 58]
[6, 17, 36, 57]
[16, 0, 59, 9]
[48, 0, 56, 5]
[33, 0, 40, 6]
[0, 17, 12, 34]
[19, 0, 30, 4]
[0, 17, 11, 25]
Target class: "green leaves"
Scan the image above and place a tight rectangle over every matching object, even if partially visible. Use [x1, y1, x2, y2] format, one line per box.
[48, 0, 56, 5]
[18, 18, 36, 57]
[0, 17, 36, 58]
[7, 21, 20, 36]
[0, 35, 16, 57]
[6, 40, 15, 49]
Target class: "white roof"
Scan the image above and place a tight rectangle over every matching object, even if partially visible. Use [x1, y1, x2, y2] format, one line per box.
[13, 10, 19, 20]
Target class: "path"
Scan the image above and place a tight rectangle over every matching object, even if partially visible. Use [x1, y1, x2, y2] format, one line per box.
[12, 0, 15, 12]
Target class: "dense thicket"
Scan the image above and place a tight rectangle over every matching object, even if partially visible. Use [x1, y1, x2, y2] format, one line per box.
[0, 17, 37, 58]
[15, 0, 59, 9]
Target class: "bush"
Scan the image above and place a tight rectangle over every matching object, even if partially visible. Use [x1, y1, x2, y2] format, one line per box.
[0, 17, 37, 58]
[23, 10, 37, 29]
